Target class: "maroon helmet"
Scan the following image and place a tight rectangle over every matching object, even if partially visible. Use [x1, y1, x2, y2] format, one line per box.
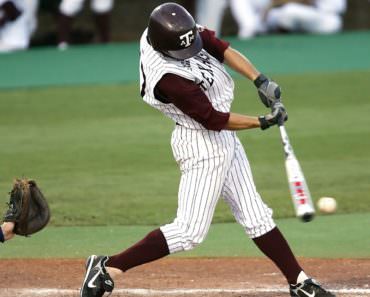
[147, 2, 203, 60]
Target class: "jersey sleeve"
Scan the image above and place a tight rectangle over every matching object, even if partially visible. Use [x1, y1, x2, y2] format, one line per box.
[199, 28, 230, 63]
[155, 73, 230, 131]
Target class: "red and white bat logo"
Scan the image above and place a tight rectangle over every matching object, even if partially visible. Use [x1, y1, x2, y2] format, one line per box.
[293, 181, 308, 205]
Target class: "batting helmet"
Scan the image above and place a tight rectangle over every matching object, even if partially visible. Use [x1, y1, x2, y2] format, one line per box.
[148, 2, 203, 60]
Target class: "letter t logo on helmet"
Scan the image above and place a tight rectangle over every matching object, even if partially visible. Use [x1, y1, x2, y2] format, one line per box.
[148, 2, 203, 60]
[179, 30, 195, 48]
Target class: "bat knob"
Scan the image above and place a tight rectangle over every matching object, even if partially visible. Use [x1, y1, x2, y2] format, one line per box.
[301, 212, 315, 223]
[297, 204, 315, 223]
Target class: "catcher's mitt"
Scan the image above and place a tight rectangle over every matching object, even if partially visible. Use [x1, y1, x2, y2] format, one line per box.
[3, 179, 50, 236]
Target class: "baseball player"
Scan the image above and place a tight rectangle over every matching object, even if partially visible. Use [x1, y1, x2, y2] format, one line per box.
[195, 0, 270, 38]
[57, 0, 114, 49]
[80, 3, 335, 297]
[265, 0, 347, 34]
[0, 0, 39, 52]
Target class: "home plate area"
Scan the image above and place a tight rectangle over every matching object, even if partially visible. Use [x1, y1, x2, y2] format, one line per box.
[1, 258, 369, 297]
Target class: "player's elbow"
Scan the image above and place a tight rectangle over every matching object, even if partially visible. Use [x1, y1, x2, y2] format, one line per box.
[201, 121, 223, 131]
[195, 109, 230, 131]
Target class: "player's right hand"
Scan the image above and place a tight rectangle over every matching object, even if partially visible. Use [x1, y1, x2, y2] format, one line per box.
[258, 101, 287, 130]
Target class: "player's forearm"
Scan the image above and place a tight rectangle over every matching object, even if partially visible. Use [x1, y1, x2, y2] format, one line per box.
[224, 112, 260, 130]
[224, 47, 260, 81]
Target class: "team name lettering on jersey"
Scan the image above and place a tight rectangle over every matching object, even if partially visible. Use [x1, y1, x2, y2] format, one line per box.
[195, 52, 214, 91]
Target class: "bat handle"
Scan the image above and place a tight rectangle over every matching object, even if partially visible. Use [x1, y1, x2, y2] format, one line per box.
[277, 116, 285, 127]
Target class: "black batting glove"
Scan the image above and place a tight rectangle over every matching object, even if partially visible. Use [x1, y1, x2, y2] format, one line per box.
[259, 100, 288, 130]
[254, 74, 282, 108]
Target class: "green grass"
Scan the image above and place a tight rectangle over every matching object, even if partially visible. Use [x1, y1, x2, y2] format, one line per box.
[1, 213, 369, 259]
[0, 71, 369, 226]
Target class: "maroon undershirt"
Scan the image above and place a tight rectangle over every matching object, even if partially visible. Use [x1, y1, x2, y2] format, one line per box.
[155, 29, 231, 131]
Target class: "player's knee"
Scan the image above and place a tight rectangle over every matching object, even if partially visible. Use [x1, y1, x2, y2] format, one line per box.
[241, 211, 276, 238]
[180, 232, 206, 251]
[163, 222, 207, 252]
[176, 224, 207, 251]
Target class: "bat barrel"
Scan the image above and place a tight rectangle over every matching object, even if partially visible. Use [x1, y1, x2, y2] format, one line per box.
[279, 124, 316, 222]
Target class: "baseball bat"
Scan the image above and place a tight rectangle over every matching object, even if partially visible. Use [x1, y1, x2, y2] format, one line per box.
[278, 122, 315, 222]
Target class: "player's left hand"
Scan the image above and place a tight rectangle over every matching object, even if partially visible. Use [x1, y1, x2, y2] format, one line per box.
[254, 74, 281, 108]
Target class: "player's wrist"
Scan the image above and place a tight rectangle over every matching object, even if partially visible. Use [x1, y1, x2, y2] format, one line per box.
[253, 73, 268, 88]
[0, 222, 15, 241]
[258, 116, 270, 130]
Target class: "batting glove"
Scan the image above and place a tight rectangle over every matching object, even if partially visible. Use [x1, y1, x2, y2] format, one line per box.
[254, 74, 282, 108]
[259, 101, 288, 130]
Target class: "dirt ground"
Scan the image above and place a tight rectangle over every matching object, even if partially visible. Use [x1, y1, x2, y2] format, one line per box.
[0, 258, 369, 297]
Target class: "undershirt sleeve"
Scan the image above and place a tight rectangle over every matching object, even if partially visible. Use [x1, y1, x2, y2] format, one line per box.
[155, 73, 230, 131]
[199, 28, 230, 62]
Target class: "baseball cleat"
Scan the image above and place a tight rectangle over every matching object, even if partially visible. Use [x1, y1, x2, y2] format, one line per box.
[80, 255, 114, 297]
[290, 278, 336, 297]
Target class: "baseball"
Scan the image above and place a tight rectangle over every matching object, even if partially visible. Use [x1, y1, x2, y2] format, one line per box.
[317, 197, 337, 213]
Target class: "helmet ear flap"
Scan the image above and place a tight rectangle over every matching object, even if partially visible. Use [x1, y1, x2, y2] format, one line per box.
[148, 3, 203, 60]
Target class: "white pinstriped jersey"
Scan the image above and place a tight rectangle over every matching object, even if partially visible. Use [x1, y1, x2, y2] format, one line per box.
[139, 28, 234, 130]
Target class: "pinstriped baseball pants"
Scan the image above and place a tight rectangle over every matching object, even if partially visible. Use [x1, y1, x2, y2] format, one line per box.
[160, 125, 276, 254]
